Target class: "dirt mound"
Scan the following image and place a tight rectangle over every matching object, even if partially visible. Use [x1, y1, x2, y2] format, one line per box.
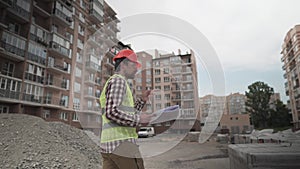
[0, 114, 102, 169]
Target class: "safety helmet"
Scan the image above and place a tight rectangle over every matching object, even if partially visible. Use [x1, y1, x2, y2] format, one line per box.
[113, 49, 141, 68]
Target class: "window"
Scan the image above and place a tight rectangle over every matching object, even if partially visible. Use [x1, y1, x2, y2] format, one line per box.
[146, 70, 151, 76]
[0, 105, 9, 113]
[76, 52, 82, 63]
[154, 69, 160, 75]
[155, 78, 161, 83]
[146, 79, 151, 84]
[59, 112, 68, 121]
[137, 86, 142, 91]
[2, 62, 15, 77]
[73, 98, 80, 110]
[43, 110, 50, 118]
[155, 86, 161, 90]
[72, 113, 79, 121]
[164, 77, 170, 82]
[165, 94, 170, 100]
[74, 82, 81, 93]
[155, 94, 161, 100]
[146, 61, 151, 68]
[75, 67, 82, 77]
[163, 68, 169, 74]
[135, 78, 142, 83]
[156, 103, 161, 109]
[8, 23, 20, 34]
[164, 85, 170, 91]
[52, 24, 58, 33]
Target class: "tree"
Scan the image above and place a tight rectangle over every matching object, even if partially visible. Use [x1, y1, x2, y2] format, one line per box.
[245, 81, 274, 128]
[269, 100, 292, 128]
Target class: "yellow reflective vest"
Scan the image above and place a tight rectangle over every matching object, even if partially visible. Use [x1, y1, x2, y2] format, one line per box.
[99, 74, 138, 143]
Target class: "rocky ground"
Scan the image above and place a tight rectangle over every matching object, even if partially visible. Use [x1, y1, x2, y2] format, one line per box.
[0, 114, 229, 169]
[0, 114, 102, 169]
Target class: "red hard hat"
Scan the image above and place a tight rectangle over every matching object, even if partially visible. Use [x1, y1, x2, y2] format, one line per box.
[113, 49, 141, 68]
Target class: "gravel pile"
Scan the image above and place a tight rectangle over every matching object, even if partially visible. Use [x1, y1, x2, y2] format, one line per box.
[0, 114, 102, 169]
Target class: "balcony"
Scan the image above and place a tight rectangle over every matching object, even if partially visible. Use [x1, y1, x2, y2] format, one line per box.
[52, 8, 72, 26]
[33, 0, 51, 18]
[86, 61, 101, 72]
[89, 3, 104, 23]
[27, 52, 46, 65]
[48, 41, 70, 58]
[84, 91, 98, 99]
[47, 62, 70, 74]
[22, 93, 43, 104]
[30, 25, 49, 47]
[0, 88, 20, 101]
[43, 96, 60, 107]
[0, 41, 25, 61]
[24, 72, 44, 84]
[45, 78, 69, 91]
[104, 59, 114, 68]
[7, 0, 30, 23]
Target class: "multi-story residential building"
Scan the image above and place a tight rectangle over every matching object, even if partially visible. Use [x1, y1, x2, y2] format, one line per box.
[281, 24, 300, 131]
[0, 0, 120, 134]
[224, 93, 246, 115]
[150, 49, 200, 133]
[200, 93, 251, 134]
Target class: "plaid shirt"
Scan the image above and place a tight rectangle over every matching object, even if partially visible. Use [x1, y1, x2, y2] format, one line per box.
[100, 74, 145, 153]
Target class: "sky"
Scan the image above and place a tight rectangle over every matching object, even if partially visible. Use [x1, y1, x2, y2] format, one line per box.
[105, 0, 300, 103]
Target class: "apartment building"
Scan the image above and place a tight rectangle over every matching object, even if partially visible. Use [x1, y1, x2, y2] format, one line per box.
[281, 24, 300, 131]
[200, 93, 251, 134]
[0, 0, 121, 134]
[224, 93, 246, 115]
[150, 50, 200, 133]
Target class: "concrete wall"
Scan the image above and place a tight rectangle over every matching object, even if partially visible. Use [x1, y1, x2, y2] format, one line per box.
[228, 144, 300, 169]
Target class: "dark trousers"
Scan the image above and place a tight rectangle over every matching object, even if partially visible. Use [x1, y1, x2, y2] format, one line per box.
[101, 142, 145, 169]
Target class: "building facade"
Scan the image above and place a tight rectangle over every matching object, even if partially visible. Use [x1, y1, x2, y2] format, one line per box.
[281, 24, 300, 131]
[0, 0, 121, 134]
[200, 93, 251, 134]
[151, 50, 200, 133]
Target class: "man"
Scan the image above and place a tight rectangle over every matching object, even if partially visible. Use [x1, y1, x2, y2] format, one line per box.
[99, 49, 153, 169]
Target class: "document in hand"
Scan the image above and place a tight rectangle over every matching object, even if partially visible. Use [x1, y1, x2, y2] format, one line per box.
[150, 105, 180, 124]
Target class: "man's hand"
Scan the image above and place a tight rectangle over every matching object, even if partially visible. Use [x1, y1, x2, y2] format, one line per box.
[139, 113, 155, 124]
[141, 90, 152, 102]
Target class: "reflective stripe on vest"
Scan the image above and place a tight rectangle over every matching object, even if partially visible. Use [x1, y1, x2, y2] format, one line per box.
[99, 74, 138, 143]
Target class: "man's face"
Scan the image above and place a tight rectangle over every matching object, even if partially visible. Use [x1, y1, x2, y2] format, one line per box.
[124, 61, 138, 79]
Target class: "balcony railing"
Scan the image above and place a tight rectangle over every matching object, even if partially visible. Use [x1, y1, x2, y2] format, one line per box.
[49, 41, 69, 57]
[86, 61, 101, 72]
[0, 88, 20, 100]
[47, 62, 69, 74]
[30, 33, 48, 47]
[9, 1, 30, 21]
[45, 78, 69, 90]
[25, 72, 44, 84]
[27, 52, 46, 65]
[52, 8, 72, 25]
[43, 96, 60, 106]
[0, 40, 25, 58]
[22, 93, 43, 103]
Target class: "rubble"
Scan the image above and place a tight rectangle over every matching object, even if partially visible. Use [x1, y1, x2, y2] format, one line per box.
[0, 114, 102, 169]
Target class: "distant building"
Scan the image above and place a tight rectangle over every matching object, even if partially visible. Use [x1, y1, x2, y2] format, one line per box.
[224, 93, 246, 115]
[281, 24, 300, 131]
[133, 50, 200, 134]
[200, 93, 251, 134]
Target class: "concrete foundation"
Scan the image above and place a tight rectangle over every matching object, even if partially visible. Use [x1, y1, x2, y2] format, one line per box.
[228, 143, 300, 169]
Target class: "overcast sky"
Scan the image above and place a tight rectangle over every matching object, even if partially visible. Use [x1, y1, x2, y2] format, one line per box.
[106, 0, 300, 102]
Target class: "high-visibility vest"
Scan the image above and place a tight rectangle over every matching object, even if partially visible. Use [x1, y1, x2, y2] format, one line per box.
[99, 74, 138, 143]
